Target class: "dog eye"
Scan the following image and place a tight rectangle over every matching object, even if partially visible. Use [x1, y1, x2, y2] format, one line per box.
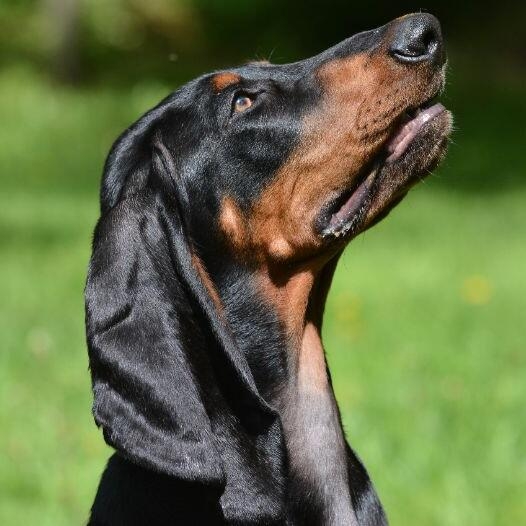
[233, 94, 254, 113]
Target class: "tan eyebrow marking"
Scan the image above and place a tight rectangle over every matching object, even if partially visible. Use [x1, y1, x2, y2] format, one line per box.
[212, 72, 241, 92]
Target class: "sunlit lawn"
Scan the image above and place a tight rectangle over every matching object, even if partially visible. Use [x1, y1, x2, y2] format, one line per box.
[1, 67, 524, 525]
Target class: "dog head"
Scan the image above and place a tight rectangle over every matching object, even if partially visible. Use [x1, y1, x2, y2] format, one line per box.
[102, 12, 451, 268]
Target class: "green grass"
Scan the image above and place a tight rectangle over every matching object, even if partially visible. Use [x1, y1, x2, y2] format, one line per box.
[1, 67, 525, 525]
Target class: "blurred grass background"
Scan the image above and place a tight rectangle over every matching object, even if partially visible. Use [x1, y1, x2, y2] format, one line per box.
[0, 1, 525, 525]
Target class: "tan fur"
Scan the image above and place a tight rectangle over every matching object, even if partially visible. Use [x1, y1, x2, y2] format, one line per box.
[257, 269, 315, 339]
[211, 72, 241, 92]
[218, 197, 249, 256]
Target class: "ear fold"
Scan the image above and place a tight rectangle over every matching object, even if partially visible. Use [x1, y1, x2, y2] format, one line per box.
[100, 101, 172, 214]
[86, 116, 284, 510]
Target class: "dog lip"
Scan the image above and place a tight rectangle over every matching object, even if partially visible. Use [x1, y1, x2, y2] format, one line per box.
[327, 169, 376, 228]
[319, 164, 380, 238]
[385, 102, 446, 162]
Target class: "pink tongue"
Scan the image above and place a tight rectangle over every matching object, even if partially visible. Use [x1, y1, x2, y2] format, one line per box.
[386, 103, 445, 163]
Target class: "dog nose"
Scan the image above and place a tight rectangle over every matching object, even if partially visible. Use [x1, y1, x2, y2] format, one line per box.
[389, 13, 445, 66]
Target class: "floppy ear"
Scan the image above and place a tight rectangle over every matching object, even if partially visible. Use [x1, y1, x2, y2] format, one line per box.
[85, 108, 283, 497]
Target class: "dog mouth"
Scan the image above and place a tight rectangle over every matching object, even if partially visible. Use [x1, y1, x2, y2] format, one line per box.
[385, 102, 446, 163]
[319, 99, 448, 239]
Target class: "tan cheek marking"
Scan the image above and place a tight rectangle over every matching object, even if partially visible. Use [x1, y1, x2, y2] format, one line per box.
[211, 72, 241, 92]
[218, 197, 249, 255]
[268, 237, 294, 260]
[219, 195, 293, 263]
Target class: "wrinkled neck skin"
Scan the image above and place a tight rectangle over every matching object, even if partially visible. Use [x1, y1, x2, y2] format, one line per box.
[203, 246, 360, 526]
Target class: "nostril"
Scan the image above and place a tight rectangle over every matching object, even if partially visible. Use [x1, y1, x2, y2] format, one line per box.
[389, 13, 444, 65]
[422, 28, 439, 55]
[391, 28, 438, 60]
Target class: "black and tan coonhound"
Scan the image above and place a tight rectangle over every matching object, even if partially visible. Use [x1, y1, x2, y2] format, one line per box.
[85, 12, 452, 525]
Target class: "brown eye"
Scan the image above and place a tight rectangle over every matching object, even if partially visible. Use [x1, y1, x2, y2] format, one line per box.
[234, 95, 253, 113]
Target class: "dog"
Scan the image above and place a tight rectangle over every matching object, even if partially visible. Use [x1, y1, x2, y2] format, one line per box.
[85, 12, 452, 525]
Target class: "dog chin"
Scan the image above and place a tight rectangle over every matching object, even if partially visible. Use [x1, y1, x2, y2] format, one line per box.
[361, 110, 453, 230]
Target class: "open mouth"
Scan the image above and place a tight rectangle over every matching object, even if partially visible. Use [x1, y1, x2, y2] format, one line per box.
[385, 102, 446, 163]
[320, 100, 447, 239]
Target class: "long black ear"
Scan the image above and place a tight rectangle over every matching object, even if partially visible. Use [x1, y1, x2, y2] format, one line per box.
[86, 108, 284, 503]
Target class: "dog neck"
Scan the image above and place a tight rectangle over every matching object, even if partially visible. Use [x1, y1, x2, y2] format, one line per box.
[198, 250, 341, 396]
[201, 253, 356, 524]
[255, 259, 357, 525]
[255, 262, 333, 388]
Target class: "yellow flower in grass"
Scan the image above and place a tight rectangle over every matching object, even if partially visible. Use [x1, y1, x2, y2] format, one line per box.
[461, 274, 492, 305]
